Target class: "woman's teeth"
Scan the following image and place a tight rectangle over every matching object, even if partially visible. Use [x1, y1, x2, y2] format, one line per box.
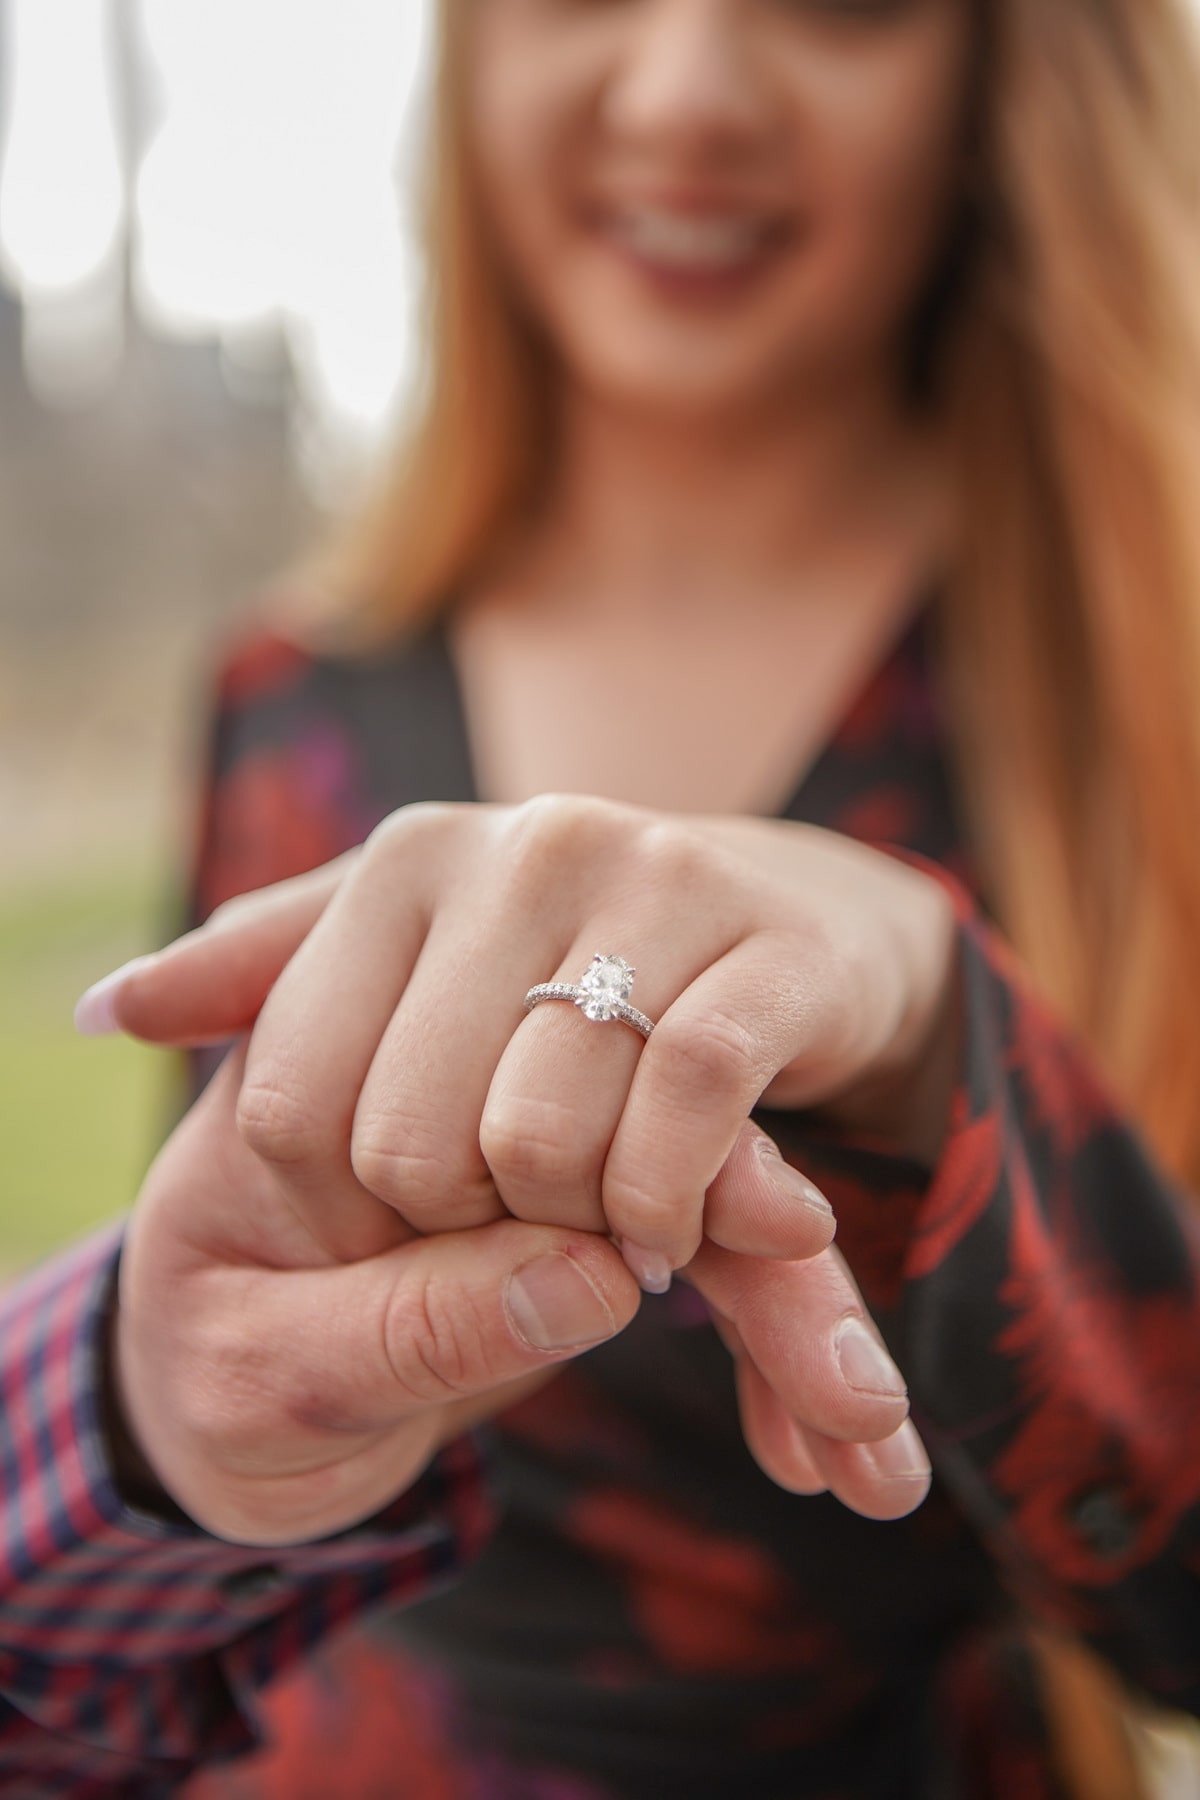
[610, 210, 775, 271]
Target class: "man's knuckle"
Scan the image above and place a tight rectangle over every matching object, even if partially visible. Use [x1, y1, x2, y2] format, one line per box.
[275, 1369, 354, 1437]
[384, 1279, 488, 1404]
[178, 1323, 276, 1457]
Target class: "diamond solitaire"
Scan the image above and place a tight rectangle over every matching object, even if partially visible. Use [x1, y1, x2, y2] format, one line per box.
[577, 953, 636, 1022]
[524, 953, 656, 1040]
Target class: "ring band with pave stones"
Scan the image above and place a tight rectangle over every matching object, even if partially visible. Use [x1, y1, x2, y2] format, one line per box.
[524, 953, 656, 1040]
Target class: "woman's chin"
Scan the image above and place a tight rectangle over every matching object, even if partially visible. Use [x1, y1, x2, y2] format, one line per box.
[566, 345, 802, 429]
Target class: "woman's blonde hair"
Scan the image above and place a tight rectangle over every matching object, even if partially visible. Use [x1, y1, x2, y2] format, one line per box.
[290, 7, 1200, 1788]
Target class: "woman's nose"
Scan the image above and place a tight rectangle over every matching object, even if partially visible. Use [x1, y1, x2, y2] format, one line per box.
[601, 0, 777, 161]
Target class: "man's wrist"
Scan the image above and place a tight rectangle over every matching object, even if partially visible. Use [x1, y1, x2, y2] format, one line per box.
[99, 1287, 195, 1525]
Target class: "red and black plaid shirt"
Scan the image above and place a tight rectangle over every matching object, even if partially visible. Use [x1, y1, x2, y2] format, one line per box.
[3, 595, 1199, 1798]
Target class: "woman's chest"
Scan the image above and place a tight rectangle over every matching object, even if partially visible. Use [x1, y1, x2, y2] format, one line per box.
[444, 592, 923, 820]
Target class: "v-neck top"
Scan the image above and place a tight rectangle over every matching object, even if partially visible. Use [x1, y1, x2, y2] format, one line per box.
[431, 585, 943, 830]
[437, 587, 952, 831]
[187, 584, 977, 929]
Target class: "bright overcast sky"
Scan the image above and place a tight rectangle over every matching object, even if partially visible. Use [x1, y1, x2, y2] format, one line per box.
[0, 0, 435, 483]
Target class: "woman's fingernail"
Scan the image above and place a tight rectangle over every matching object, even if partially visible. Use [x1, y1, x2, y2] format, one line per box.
[865, 1419, 931, 1483]
[73, 956, 157, 1036]
[619, 1239, 673, 1295]
[505, 1254, 617, 1352]
[753, 1138, 834, 1221]
[835, 1316, 908, 1399]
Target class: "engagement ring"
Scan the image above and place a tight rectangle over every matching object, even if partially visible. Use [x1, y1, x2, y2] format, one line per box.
[524, 953, 656, 1040]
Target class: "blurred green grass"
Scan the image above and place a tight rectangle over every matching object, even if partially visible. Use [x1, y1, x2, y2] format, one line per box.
[0, 866, 185, 1275]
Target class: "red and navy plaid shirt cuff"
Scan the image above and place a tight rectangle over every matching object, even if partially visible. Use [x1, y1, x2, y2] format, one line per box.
[0, 1218, 496, 1668]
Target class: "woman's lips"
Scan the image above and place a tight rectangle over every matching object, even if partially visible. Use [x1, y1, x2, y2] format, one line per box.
[587, 203, 798, 301]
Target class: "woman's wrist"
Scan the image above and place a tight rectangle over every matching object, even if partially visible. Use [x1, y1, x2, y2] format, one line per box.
[811, 887, 963, 1165]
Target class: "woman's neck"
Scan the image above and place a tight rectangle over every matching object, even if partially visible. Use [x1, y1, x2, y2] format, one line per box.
[502, 369, 950, 625]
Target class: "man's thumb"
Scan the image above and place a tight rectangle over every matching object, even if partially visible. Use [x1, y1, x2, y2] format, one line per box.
[326, 1221, 642, 1424]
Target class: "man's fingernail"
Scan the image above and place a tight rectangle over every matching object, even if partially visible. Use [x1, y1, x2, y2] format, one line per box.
[865, 1419, 931, 1483]
[753, 1139, 834, 1220]
[505, 1254, 617, 1352]
[73, 956, 157, 1036]
[835, 1316, 908, 1398]
[619, 1239, 673, 1295]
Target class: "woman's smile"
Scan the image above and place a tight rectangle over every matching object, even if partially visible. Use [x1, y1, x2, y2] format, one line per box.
[467, 0, 976, 414]
[582, 193, 801, 304]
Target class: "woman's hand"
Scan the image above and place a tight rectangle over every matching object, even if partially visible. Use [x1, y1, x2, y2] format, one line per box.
[90, 797, 958, 1250]
[83, 795, 959, 1523]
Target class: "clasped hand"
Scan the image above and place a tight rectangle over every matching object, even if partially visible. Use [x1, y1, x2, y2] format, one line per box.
[86, 795, 960, 1546]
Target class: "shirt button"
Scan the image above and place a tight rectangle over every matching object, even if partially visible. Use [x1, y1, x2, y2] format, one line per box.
[1067, 1486, 1137, 1559]
[216, 1563, 290, 1613]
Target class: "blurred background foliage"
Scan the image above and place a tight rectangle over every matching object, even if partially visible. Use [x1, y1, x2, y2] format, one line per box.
[0, 867, 175, 1271]
[0, 0, 432, 1272]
